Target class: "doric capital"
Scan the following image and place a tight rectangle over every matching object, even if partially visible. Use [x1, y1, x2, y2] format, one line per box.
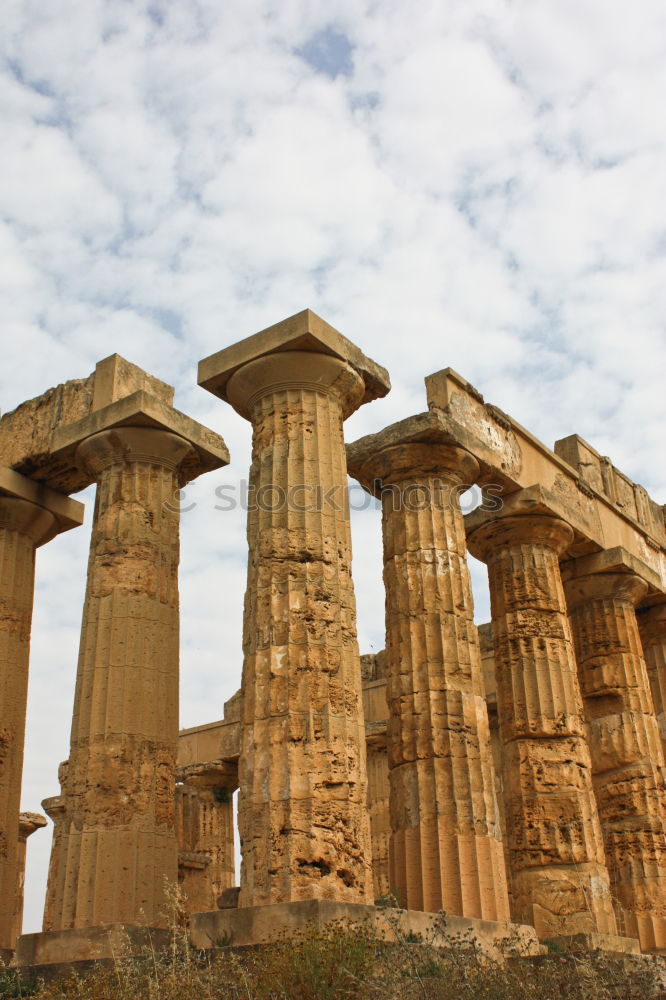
[563, 571, 649, 612]
[467, 514, 574, 563]
[51, 390, 229, 489]
[560, 546, 661, 593]
[177, 760, 239, 794]
[75, 427, 196, 479]
[347, 411, 479, 497]
[41, 796, 66, 824]
[0, 496, 57, 546]
[225, 350, 366, 420]
[351, 441, 478, 495]
[198, 308, 390, 410]
[0, 468, 83, 540]
[18, 812, 47, 842]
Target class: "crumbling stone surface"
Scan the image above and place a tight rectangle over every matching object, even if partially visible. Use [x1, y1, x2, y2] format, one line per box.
[235, 359, 373, 904]
[361, 650, 387, 682]
[47, 427, 196, 929]
[41, 778, 67, 933]
[206, 333, 385, 907]
[0, 377, 94, 491]
[365, 741, 390, 900]
[467, 513, 617, 938]
[555, 434, 665, 544]
[0, 356, 176, 494]
[0, 498, 55, 950]
[347, 433, 510, 920]
[638, 603, 666, 760]
[565, 572, 666, 951]
[176, 768, 235, 915]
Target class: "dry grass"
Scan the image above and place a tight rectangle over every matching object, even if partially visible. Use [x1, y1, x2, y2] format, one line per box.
[1, 889, 661, 1000]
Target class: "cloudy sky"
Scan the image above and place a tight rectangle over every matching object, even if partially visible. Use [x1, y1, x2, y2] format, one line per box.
[3, 0, 665, 932]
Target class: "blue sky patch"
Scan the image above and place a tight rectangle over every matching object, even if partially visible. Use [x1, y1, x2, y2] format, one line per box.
[296, 26, 354, 79]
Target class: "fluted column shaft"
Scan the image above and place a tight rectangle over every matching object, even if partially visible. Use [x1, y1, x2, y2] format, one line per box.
[0, 497, 55, 950]
[373, 443, 509, 918]
[176, 767, 236, 914]
[13, 812, 46, 946]
[468, 515, 616, 938]
[42, 771, 67, 933]
[366, 740, 390, 901]
[229, 352, 372, 906]
[49, 427, 193, 929]
[637, 604, 666, 763]
[566, 573, 666, 951]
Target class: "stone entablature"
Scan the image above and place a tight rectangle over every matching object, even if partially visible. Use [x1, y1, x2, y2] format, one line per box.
[425, 369, 665, 583]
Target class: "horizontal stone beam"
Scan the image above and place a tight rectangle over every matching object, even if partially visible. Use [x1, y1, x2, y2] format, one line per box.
[465, 484, 665, 597]
[560, 545, 661, 590]
[422, 369, 665, 594]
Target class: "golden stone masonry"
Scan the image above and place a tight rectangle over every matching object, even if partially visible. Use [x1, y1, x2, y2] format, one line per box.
[1, 311, 665, 972]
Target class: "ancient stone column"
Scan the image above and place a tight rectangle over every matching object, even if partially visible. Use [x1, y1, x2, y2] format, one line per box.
[176, 763, 236, 915]
[49, 427, 197, 929]
[199, 311, 390, 906]
[348, 432, 510, 919]
[365, 739, 390, 902]
[0, 472, 82, 956]
[41, 775, 67, 933]
[564, 571, 666, 950]
[361, 654, 391, 901]
[13, 813, 47, 946]
[637, 603, 666, 763]
[467, 514, 617, 938]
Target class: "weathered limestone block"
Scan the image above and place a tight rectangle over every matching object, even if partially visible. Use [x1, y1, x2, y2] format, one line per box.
[348, 424, 510, 920]
[13, 813, 47, 947]
[199, 310, 390, 907]
[424, 369, 666, 579]
[637, 603, 666, 761]
[0, 356, 174, 494]
[46, 410, 229, 930]
[564, 570, 666, 951]
[555, 434, 664, 541]
[466, 513, 617, 938]
[0, 474, 82, 952]
[176, 763, 236, 914]
[0, 377, 94, 487]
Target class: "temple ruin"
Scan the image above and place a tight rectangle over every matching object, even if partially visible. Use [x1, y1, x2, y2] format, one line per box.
[1, 310, 665, 972]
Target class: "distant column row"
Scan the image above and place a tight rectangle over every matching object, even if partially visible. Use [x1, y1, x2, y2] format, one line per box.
[349, 411, 666, 952]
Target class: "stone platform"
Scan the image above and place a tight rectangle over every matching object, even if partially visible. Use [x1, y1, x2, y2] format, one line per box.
[547, 932, 641, 955]
[16, 923, 170, 972]
[189, 900, 543, 960]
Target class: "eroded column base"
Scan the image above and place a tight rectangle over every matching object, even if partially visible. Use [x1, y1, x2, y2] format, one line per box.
[512, 862, 618, 940]
[0, 948, 14, 967]
[16, 924, 170, 971]
[189, 900, 542, 959]
[545, 932, 641, 955]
